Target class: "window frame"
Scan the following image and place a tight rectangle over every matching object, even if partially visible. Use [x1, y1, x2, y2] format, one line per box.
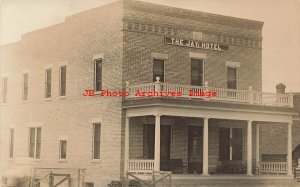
[22, 73, 29, 101]
[9, 128, 14, 158]
[227, 67, 239, 89]
[59, 139, 67, 160]
[92, 123, 101, 160]
[2, 77, 7, 103]
[59, 65, 67, 97]
[45, 68, 52, 98]
[191, 58, 205, 86]
[94, 59, 102, 92]
[28, 127, 42, 159]
[152, 58, 165, 82]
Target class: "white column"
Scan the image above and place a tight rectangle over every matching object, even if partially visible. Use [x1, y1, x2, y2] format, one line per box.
[229, 128, 233, 161]
[154, 115, 161, 171]
[256, 124, 260, 169]
[124, 117, 130, 175]
[247, 120, 253, 175]
[287, 122, 292, 176]
[203, 117, 209, 175]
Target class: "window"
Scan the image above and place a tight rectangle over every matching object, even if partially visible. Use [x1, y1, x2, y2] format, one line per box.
[85, 183, 94, 187]
[94, 60, 102, 91]
[23, 73, 28, 100]
[93, 123, 101, 159]
[59, 66, 67, 96]
[59, 140, 67, 160]
[9, 129, 14, 158]
[45, 69, 52, 98]
[227, 67, 238, 89]
[2, 77, 7, 103]
[29, 127, 41, 159]
[191, 59, 204, 86]
[153, 59, 164, 82]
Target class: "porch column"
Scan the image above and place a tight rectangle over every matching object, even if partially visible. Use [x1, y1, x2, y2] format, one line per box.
[287, 122, 292, 176]
[203, 117, 209, 175]
[256, 124, 260, 172]
[124, 116, 130, 175]
[154, 115, 161, 171]
[247, 120, 253, 175]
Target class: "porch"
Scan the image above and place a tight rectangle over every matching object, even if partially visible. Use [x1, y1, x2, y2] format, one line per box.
[123, 94, 295, 177]
[125, 116, 292, 176]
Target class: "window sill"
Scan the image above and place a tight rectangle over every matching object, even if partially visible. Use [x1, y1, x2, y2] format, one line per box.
[59, 96, 67, 99]
[58, 159, 67, 163]
[21, 100, 28, 103]
[8, 158, 14, 161]
[44, 97, 52, 101]
[27, 157, 41, 161]
[91, 159, 101, 163]
[1, 103, 8, 106]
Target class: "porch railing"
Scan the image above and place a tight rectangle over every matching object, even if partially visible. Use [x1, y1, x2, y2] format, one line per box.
[259, 162, 287, 174]
[128, 159, 154, 172]
[125, 80, 293, 107]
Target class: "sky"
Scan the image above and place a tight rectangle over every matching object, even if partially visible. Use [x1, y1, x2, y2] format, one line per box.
[1, 0, 300, 93]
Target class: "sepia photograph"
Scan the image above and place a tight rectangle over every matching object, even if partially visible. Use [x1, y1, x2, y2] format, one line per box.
[0, 0, 300, 186]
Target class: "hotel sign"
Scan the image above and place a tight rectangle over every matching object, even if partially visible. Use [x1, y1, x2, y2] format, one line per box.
[165, 37, 229, 52]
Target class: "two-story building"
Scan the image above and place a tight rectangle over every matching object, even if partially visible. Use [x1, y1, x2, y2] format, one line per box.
[0, 1, 298, 186]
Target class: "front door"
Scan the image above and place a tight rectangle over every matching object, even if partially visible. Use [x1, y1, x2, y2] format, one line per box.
[188, 126, 203, 174]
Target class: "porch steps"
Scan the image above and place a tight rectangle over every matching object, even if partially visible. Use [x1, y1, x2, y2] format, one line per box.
[167, 179, 299, 187]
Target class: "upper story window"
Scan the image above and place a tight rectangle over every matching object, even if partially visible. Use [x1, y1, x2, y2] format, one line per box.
[227, 67, 238, 89]
[9, 128, 14, 158]
[29, 127, 41, 159]
[22, 73, 29, 100]
[191, 59, 204, 86]
[94, 60, 102, 91]
[153, 59, 164, 82]
[93, 123, 101, 159]
[2, 77, 7, 103]
[45, 69, 52, 98]
[59, 140, 67, 160]
[59, 66, 67, 96]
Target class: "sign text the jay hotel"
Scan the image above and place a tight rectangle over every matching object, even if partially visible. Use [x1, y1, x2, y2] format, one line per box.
[165, 37, 230, 52]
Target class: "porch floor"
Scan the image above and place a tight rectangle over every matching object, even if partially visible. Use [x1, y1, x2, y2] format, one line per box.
[172, 174, 294, 180]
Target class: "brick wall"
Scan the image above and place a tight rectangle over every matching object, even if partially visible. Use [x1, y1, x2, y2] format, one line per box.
[1, 1, 124, 186]
[122, 0, 263, 91]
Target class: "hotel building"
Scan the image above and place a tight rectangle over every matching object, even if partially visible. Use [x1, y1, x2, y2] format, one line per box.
[1, 1, 299, 186]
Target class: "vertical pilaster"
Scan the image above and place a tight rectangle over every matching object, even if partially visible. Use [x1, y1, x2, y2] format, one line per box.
[203, 117, 209, 175]
[124, 117, 130, 175]
[154, 115, 161, 171]
[287, 122, 292, 176]
[247, 120, 253, 175]
[256, 124, 260, 173]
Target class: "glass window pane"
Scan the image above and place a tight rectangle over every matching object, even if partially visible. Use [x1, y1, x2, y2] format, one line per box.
[95, 60, 102, 91]
[93, 123, 101, 159]
[29, 128, 36, 158]
[153, 59, 164, 82]
[3, 77, 7, 103]
[46, 69, 51, 98]
[23, 73, 28, 100]
[60, 66, 66, 96]
[227, 67, 237, 89]
[191, 59, 204, 86]
[9, 129, 14, 158]
[60, 140, 67, 159]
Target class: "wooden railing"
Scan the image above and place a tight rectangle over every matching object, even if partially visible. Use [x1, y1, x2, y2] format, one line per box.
[259, 162, 287, 174]
[125, 80, 293, 107]
[128, 159, 155, 172]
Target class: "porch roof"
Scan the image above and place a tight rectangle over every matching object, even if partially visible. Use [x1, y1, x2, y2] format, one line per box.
[123, 97, 296, 115]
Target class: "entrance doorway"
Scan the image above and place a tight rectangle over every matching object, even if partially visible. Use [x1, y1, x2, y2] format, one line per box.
[188, 126, 203, 174]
